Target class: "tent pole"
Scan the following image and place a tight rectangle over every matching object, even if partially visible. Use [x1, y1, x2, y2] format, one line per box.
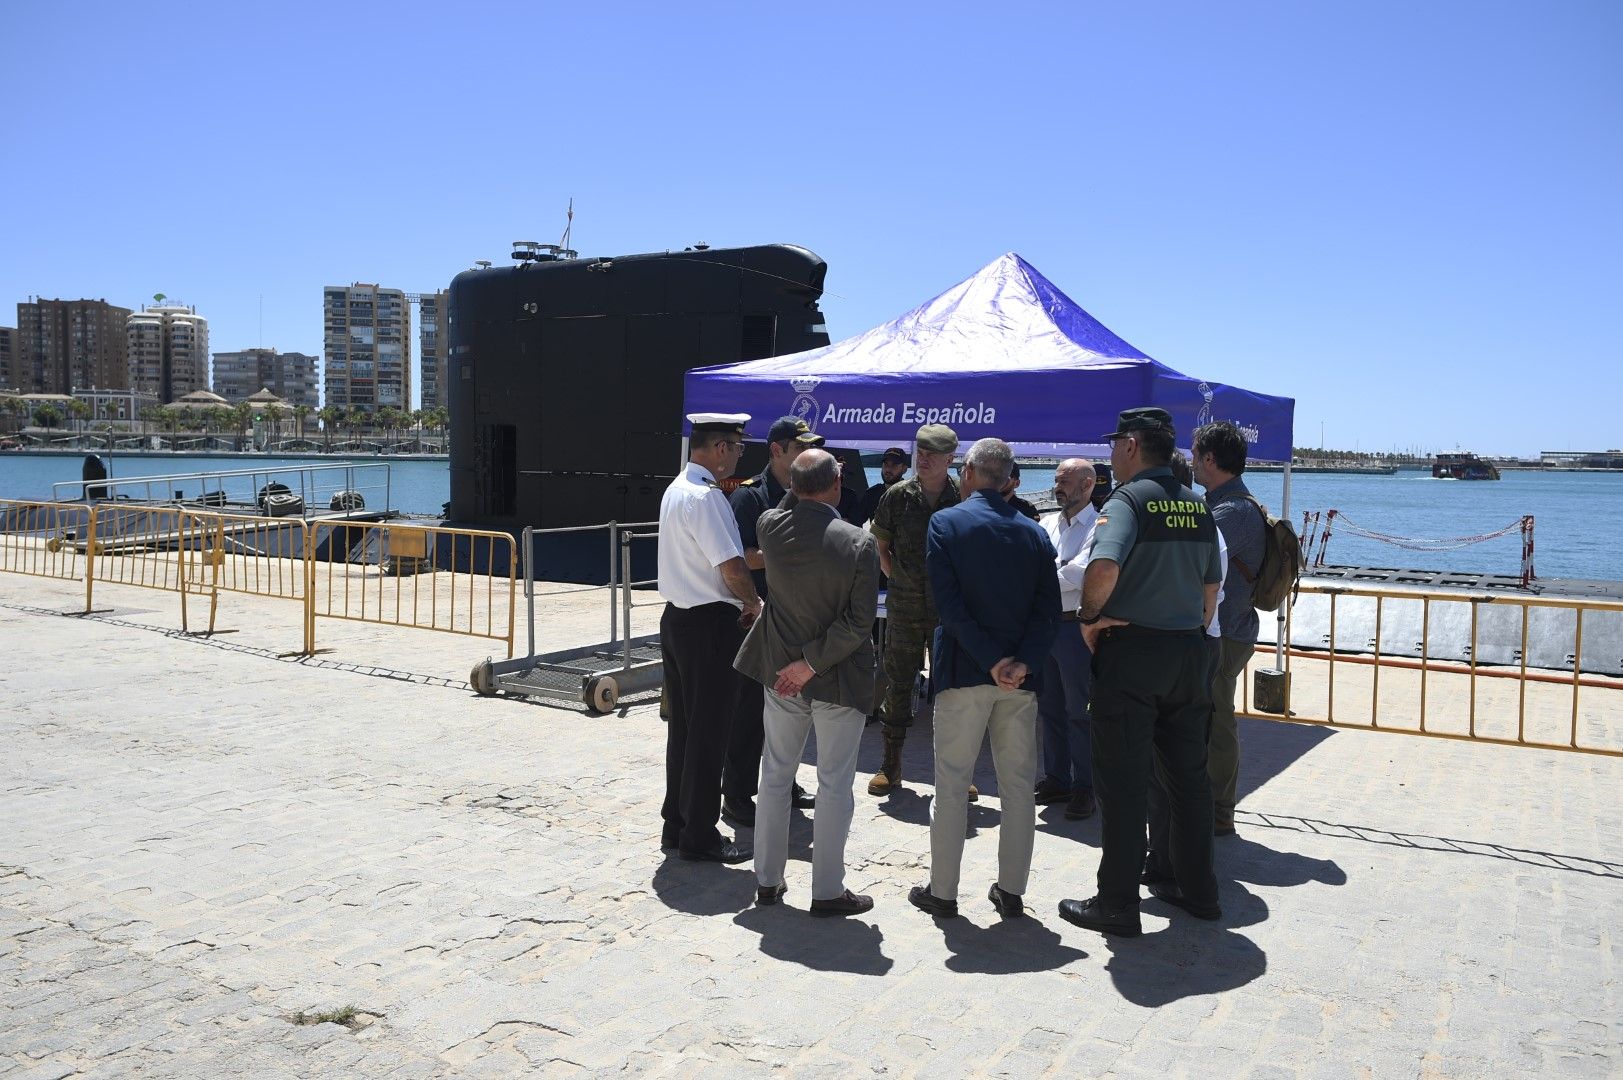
[1276, 460, 1291, 669]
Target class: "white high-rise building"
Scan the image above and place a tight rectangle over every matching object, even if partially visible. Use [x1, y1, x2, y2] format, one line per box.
[418, 290, 448, 411]
[127, 304, 210, 403]
[323, 283, 410, 415]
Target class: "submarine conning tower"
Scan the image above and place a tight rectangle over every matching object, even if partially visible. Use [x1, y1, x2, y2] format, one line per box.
[447, 243, 831, 533]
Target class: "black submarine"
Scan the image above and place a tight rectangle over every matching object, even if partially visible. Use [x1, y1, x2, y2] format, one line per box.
[447, 242, 836, 581]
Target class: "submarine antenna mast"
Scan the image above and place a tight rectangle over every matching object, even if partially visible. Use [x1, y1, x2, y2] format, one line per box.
[560, 197, 573, 254]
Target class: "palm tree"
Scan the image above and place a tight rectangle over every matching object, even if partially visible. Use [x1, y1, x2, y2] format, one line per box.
[376, 407, 401, 451]
[294, 403, 312, 442]
[263, 403, 286, 449]
[408, 409, 425, 452]
[67, 398, 91, 437]
[34, 403, 64, 430]
[231, 402, 254, 450]
[317, 406, 341, 452]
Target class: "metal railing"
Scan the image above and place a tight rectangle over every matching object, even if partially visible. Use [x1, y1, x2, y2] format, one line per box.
[306, 519, 517, 654]
[1241, 582, 1623, 757]
[53, 461, 391, 520]
[181, 510, 312, 649]
[0, 499, 90, 585]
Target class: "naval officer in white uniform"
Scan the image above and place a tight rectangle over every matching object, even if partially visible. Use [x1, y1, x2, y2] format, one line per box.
[658, 412, 763, 863]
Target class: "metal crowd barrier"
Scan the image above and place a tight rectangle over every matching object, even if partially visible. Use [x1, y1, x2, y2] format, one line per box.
[180, 510, 312, 650]
[0, 503, 519, 659]
[1241, 582, 1623, 758]
[84, 505, 214, 621]
[306, 520, 517, 655]
[0, 499, 90, 587]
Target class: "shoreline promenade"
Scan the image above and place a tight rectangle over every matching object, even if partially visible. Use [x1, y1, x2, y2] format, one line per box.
[1, 571, 1618, 1078]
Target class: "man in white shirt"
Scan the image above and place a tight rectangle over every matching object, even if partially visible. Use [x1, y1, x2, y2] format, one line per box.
[1035, 458, 1099, 820]
[657, 413, 763, 864]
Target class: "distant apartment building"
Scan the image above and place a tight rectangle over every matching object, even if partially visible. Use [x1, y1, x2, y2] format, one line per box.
[0, 327, 17, 390]
[212, 348, 320, 409]
[15, 298, 132, 394]
[323, 283, 410, 415]
[418, 290, 448, 411]
[127, 304, 210, 403]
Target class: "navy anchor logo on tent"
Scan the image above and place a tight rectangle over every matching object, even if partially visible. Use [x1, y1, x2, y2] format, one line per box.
[790, 377, 821, 430]
[1196, 382, 1214, 429]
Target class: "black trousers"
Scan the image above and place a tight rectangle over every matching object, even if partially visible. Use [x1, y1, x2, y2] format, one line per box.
[1146, 635, 1223, 881]
[1090, 629, 1219, 910]
[661, 601, 745, 854]
[722, 675, 765, 802]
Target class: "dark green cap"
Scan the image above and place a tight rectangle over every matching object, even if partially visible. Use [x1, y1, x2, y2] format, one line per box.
[915, 423, 959, 453]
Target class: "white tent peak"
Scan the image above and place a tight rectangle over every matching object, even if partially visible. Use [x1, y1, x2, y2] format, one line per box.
[698, 251, 1155, 378]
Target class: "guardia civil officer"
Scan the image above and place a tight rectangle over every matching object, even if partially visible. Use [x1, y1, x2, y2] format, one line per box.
[721, 416, 823, 828]
[658, 413, 762, 864]
[1059, 407, 1224, 936]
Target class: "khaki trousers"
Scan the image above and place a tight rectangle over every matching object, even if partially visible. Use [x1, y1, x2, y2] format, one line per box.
[927, 683, 1039, 902]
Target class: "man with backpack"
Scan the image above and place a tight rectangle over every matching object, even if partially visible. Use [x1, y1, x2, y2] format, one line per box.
[1191, 421, 1267, 836]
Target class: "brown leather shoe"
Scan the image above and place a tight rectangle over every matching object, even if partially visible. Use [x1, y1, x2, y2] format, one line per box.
[810, 890, 874, 917]
[756, 882, 787, 906]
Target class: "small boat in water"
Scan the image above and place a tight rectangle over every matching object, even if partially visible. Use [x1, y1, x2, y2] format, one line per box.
[1432, 452, 1500, 480]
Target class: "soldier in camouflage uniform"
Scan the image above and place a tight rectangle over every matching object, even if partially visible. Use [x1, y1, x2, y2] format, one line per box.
[866, 423, 960, 795]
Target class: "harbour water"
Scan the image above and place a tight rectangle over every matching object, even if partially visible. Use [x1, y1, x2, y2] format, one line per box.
[2, 453, 1618, 582]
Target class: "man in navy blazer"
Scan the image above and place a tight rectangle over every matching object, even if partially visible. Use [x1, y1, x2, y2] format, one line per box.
[907, 438, 1062, 919]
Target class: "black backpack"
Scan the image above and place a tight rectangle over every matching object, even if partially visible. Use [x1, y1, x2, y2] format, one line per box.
[1230, 495, 1303, 611]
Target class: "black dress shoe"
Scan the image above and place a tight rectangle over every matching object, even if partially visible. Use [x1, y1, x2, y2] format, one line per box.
[907, 883, 959, 918]
[988, 882, 1025, 918]
[1033, 777, 1071, 805]
[1064, 789, 1097, 820]
[1146, 880, 1222, 920]
[810, 889, 874, 917]
[678, 842, 752, 864]
[756, 882, 787, 906]
[721, 798, 756, 829]
[791, 783, 815, 810]
[1058, 896, 1142, 937]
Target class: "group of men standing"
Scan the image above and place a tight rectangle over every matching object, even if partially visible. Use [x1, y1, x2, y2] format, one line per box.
[656, 405, 1265, 934]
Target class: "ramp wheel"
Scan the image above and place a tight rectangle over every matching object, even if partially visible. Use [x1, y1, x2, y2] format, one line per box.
[586, 675, 619, 714]
[470, 659, 498, 697]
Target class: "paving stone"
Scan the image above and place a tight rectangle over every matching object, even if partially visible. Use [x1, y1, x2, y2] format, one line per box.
[0, 578, 1618, 1078]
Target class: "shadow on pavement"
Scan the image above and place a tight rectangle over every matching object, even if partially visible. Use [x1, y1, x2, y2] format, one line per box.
[937, 912, 1088, 974]
[1236, 715, 1335, 802]
[651, 857, 756, 917]
[1098, 887, 1269, 1005]
[734, 907, 894, 975]
[1220, 833, 1347, 888]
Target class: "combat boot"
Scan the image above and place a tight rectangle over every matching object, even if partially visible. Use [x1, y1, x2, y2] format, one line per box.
[867, 728, 906, 796]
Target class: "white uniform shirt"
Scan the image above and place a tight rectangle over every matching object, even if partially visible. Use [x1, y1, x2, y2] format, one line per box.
[657, 462, 745, 610]
[1208, 531, 1229, 638]
[1043, 503, 1099, 613]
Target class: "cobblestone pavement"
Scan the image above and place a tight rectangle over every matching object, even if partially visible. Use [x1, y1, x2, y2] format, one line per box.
[1, 575, 1619, 1078]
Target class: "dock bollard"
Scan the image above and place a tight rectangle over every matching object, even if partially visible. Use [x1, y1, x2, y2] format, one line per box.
[1253, 668, 1291, 715]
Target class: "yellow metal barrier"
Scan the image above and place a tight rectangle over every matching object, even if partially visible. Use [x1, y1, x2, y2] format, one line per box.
[0, 499, 90, 587]
[307, 520, 516, 655]
[180, 510, 311, 650]
[1241, 583, 1623, 758]
[83, 505, 215, 620]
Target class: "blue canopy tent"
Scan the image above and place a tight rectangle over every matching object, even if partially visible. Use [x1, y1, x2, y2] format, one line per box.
[683, 252, 1294, 462]
[683, 252, 1298, 662]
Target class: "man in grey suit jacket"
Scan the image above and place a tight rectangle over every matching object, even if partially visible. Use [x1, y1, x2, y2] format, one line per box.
[734, 449, 879, 917]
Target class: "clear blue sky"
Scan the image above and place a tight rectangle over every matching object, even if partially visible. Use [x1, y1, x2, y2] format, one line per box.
[3, 2, 1618, 455]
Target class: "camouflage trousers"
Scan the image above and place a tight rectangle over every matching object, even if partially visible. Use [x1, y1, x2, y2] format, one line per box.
[881, 605, 935, 732]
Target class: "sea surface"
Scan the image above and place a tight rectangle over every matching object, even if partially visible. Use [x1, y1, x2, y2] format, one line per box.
[2, 453, 1618, 582]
